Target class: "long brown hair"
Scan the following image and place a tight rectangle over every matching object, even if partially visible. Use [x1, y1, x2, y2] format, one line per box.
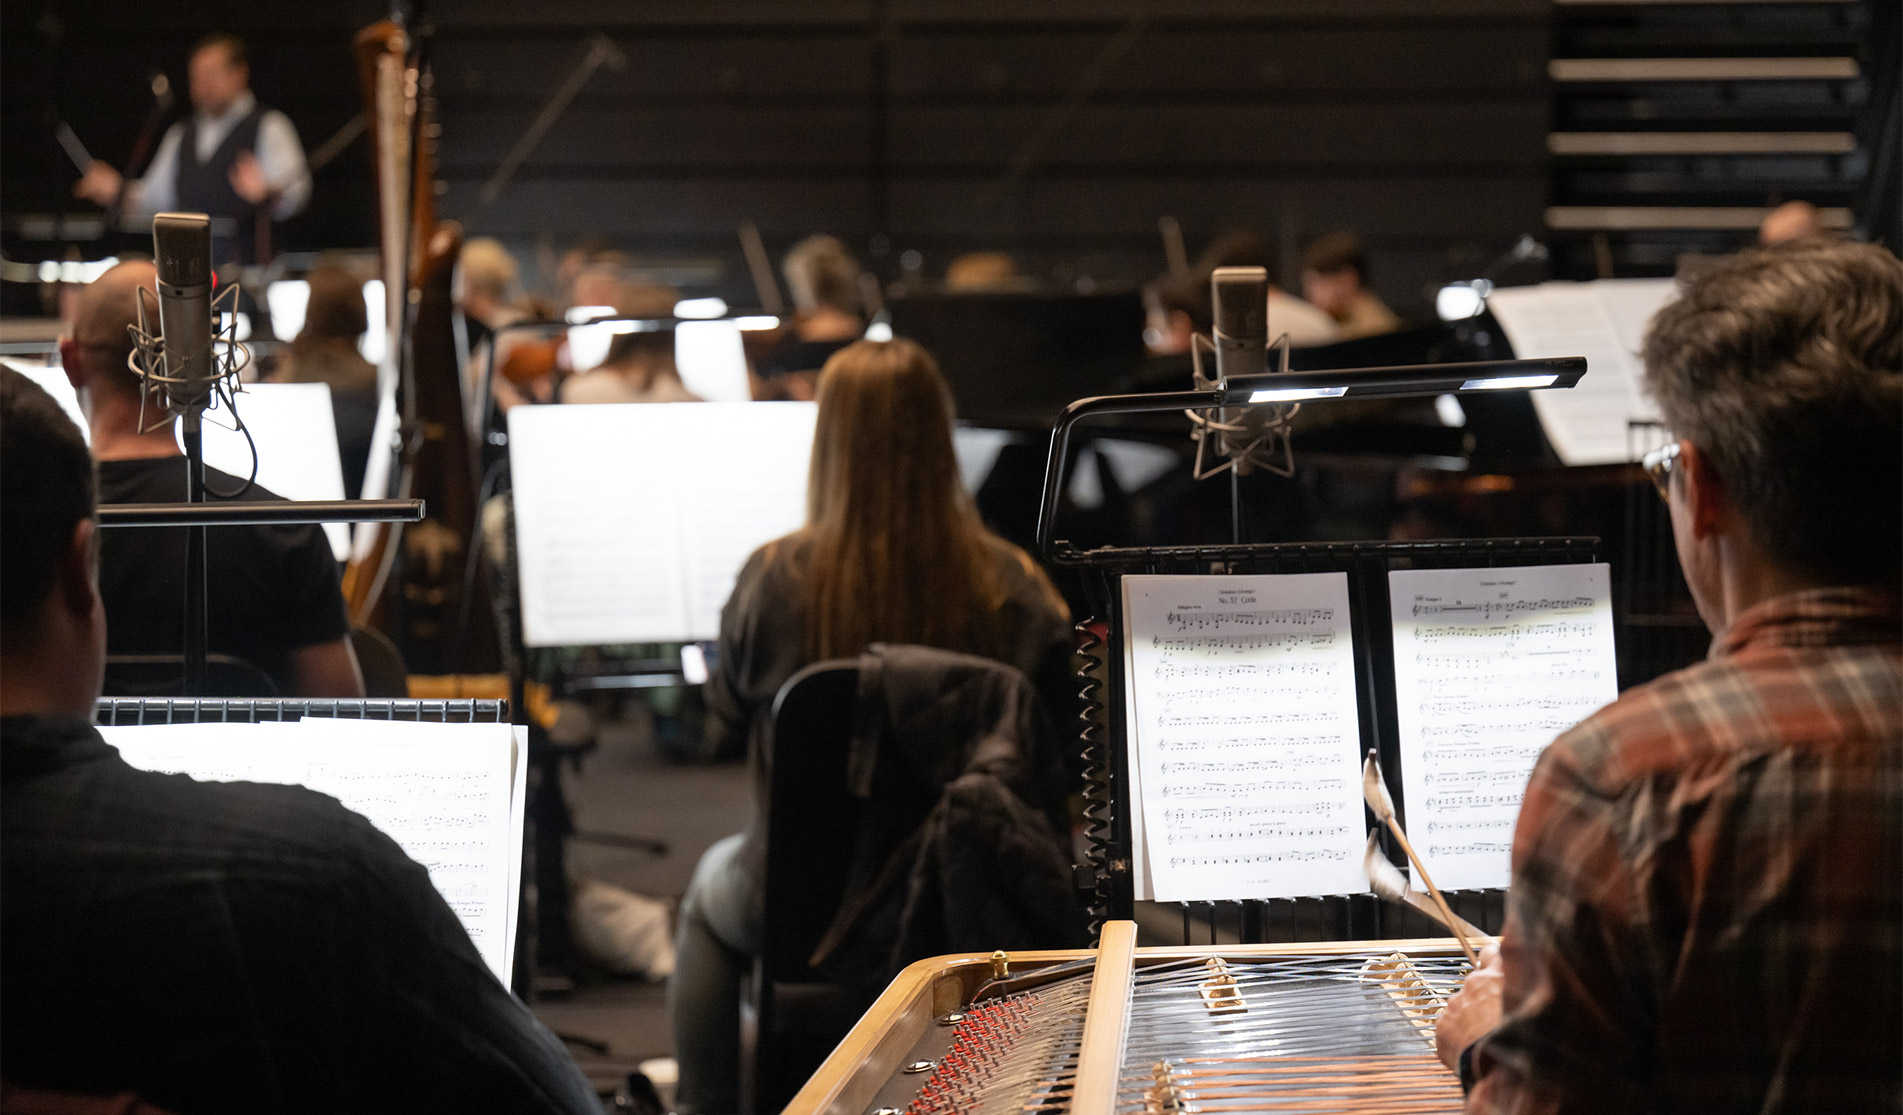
[797, 337, 1014, 661]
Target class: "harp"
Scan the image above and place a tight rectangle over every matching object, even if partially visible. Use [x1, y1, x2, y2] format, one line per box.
[345, 18, 499, 676]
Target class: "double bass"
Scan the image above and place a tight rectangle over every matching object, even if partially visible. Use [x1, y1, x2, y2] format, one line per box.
[345, 18, 500, 677]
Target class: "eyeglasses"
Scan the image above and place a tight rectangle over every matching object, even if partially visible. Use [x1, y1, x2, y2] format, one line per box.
[1641, 440, 1681, 501]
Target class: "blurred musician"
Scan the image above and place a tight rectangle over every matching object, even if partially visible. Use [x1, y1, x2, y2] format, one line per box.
[73, 33, 310, 265]
[1758, 199, 1829, 245]
[671, 338, 1072, 1115]
[59, 262, 364, 698]
[755, 234, 866, 400]
[560, 283, 701, 405]
[1437, 239, 1902, 1111]
[1300, 230, 1401, 341]
[0, 368, 600, 1114]
[272, 264, 378, 500]
[457, 236, 523, 353]
[1142, 229, 1339, 358]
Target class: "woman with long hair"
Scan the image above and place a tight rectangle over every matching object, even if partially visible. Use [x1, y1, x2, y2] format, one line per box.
[668, 337, 1070, 1115]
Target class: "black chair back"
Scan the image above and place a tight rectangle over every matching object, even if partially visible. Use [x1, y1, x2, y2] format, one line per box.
[750, 660, 865, 1115]
[102, 654, 278, 698]
[349, 624, 410, 698]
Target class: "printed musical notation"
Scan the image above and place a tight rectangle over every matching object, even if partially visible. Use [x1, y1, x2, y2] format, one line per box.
[102, 718, 523, 986]
[1411, 597, 1596, 619]
[1163, 608, 1335, 629]
[1389, 564, 1618, 891]
[1168, 848, 1353, 868]
[1123, 573, 1366, 903]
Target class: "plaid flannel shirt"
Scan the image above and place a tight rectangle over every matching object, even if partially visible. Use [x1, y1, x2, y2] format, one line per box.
[1469, 586, 1902, 1114]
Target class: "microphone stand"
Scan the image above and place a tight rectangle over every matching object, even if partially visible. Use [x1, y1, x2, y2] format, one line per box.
[134, 229, 427, 695]
[179, 409, 210, 695]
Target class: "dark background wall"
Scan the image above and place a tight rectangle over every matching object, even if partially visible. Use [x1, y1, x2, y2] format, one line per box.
[5, 0, 1554, 314]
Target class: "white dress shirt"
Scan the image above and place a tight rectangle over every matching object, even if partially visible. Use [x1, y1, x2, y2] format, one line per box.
[126, 91, 311, 221]
[1268, 289, 1342, 348]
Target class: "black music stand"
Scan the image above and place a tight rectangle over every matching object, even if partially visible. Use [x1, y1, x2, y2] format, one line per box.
[1033, 359, 1595, 947]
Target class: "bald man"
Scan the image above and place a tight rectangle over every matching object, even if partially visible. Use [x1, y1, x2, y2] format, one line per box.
[60, 261, 363, 697]
[1759, 200, 1827, 245]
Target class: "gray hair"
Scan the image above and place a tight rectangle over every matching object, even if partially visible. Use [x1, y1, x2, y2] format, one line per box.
[782, 234, 862, 316]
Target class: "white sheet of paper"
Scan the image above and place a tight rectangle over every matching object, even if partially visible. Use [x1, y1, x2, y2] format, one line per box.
[509, 401, 816, 645]
[678, 403, 818, 637]
[1486, 279, 1675, 466]
[102, 718, 522, 986]
[12, 365, 89, 436]
[952, 426, 1015, 495]
[192, 383, 351, 561]
[1123, 573, 1366, 902]
[675, 321, 753, 403]
[1388, 563, 1618, 890]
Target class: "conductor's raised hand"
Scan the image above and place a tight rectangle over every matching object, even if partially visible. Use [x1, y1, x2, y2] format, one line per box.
[74, 162, 123, 206]
[229, 150, 271, 204]
[1436, 941, 1503, 1073]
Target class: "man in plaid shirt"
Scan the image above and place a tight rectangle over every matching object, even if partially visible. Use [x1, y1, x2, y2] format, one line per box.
[1436, 238, 1902, 1112]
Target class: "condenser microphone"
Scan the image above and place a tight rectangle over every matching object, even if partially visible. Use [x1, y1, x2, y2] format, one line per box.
[1205, 266, 1280, 466]
[151, 212, 216, 413]
[1210, 265, 1268, 383]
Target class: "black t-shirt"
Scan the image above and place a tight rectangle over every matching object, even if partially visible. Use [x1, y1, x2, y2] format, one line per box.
[97, 456, 350, 692]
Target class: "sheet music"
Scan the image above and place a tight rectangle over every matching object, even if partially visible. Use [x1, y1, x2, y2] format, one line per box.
[1123, 573, 1366, 902]
[678, 403, 817, 636]
[509, 401, 816, 645]
[510, 403, 691, 644]
[1486, 279, 1675, 466]
[1388, 563, 1618, 891]
[102, 719, 522, 986]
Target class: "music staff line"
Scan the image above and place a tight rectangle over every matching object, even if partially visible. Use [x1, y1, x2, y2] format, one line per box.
[1163, 607, 1336, 630]
[1410, 596, 1596, 619]
[1169, 849, 1353, 868]
[1165, 824, 1354, 845]
[1412, 621, 1597, 645]
[1150, 632, 1339, 653]
[1417, 695, 1602, 717]
[1161, 797, 1348, 816]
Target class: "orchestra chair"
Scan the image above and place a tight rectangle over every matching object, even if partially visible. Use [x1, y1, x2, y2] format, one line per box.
[747, 659, 869, 1115]
[747, 650, 1081, 1115]
[102, 654, 278, 698]
[348, 624, 410, 698]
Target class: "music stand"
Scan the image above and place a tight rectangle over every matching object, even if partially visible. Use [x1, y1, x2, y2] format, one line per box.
[1033, 358, 1596, 947]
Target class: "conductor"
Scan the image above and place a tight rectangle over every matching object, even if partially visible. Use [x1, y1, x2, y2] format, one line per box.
[73, 33, 310, 264]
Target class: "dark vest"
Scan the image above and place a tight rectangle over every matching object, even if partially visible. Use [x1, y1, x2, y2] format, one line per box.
[173, 103, 267, 264]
